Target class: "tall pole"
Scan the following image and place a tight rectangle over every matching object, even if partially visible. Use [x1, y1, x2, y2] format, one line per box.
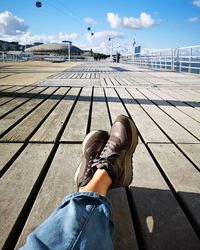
[68, 42, 70, 63]
[62, 40, 71, 63]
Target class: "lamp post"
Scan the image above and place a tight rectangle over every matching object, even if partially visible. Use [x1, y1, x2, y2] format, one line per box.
[109, 37, 113, 62]
[62, 40, 72, 63]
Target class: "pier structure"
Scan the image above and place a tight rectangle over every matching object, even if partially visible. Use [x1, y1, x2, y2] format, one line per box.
[0, 61, 200, 249]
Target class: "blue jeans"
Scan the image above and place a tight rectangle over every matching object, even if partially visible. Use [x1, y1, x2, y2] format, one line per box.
[21, 192, 114, 250]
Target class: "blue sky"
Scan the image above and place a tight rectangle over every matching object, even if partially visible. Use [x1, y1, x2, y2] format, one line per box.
[0, 0, 199, 53]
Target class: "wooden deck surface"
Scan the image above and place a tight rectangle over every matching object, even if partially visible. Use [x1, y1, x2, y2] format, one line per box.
[0, 62, 200, 249]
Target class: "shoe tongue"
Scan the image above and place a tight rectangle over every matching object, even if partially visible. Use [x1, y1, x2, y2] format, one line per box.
[109, 135, 122, 146]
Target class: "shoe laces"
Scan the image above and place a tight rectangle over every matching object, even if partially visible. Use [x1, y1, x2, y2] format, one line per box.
[99, 140, 120, 160]
[82, 155, 100, 180]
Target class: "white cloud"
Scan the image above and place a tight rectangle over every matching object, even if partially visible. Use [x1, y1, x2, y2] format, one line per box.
[84, 18, 96, 24]
[86, 30, 124, 41]
[187, 16, 199, 23]
[0, 31, 79, 45]
[192, 0, 200, 7]
[107, 12, 156, 29]
[85, 30, 124, 47]
[84, 30, 125, 54]
[107, 13, 123, 29]
[0, 11, 28, 35]
[0, 11, 79, 45]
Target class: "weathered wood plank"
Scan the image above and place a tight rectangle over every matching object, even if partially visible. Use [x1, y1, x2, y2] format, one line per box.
[61, 87, 92, 142]
[176, 89, 200, 103]
[0, 85, 13, 92]
[139, 89, 200, 140]
[118, 77, 133, 85]
[105, 78, 114, 86]
[117, 88, 170, 143]
[110, 77, 120, 86]
[31, 88, 80, 142]
[0, 86, 38, 118]
[108, 188, 139, 250]
[128, 88, 199, 143]
[0, 86, 25, 105]
[90, 87, 111, 131]
[0, 143, 22, 172]
[0, 143, 53, 250]
[15, 143, 82, 249]
[0, 87, 56, 137]
[1, 88, 67, 142]
[104, 87, 127, 123]
[150, 88, 200, 123]
[178, 144, 200, 171]
[100, 78, 107, 86]
[130, 144, 200, 249]
[162, 89, 200, 110]
[149, 143, 200, 233]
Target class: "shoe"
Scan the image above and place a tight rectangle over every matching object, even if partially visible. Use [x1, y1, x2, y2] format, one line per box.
[96, 115, 138, 189]
[75, 130, 109, 190]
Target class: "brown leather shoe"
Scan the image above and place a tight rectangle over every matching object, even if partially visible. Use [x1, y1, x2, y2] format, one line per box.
[75, 130, 109, 190]
[96, 115, 138, 188]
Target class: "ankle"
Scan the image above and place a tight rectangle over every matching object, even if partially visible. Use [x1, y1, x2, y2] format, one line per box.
[79, 169, 112, 196]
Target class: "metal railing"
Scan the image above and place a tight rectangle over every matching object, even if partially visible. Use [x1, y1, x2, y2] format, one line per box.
[121, 45, 200, 74]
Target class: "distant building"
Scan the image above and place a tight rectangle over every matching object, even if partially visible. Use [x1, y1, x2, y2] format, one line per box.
[25, 43, 82, 56]
[0, 40, 19, 51]
[34, 42, 44, 46]
[135, 46, 141, 57]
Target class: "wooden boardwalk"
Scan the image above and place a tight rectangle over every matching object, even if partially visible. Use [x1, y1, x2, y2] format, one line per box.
[0, 62, 200, 249]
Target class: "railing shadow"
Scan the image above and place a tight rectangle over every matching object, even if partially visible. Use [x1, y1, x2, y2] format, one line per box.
[1, 90, 199, 108]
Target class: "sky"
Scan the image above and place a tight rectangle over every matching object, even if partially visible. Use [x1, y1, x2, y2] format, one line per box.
[0, 0, 200, 54]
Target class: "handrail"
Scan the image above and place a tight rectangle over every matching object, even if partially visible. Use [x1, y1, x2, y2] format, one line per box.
[121, 45, 200, 74]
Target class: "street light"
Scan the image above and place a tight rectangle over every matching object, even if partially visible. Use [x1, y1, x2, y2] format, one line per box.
[62, 40, 72, 63]
[109, 37, 113, 62]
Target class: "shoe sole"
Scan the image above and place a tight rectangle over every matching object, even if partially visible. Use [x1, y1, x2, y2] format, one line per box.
[74, 131, 98, 184]
[122, 117, 138, 187]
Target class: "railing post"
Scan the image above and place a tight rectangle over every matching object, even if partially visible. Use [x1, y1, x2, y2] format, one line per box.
[189, 48, 192, 73]
[171, 49, 174, 71]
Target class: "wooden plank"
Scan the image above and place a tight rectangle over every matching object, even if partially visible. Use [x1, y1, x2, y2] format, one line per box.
[116, 88, 169, 143]
[178, 144, 200, 170]
[90, 87, 111, 131]
[150, 88, 200, 123]
[130, 144, 200, 249]
[149, 143, 200, 233]
[104, 87, 127, 123]
[139, 89, 200, 140]
[0, 86, 38, 118]
[0, 87, 56, 137]
[1, 88, 67, 142]
[100, 78, 107, 86]
[118, 77, 133, 86]
[108, 188, 139, 250]
[176, 89, 200, 103]
[162, 89, 200, 110]
[16, 143, 82, 249]
[0, 86, 25, 105]
[128, 88, 198, 143]
[0, 143, 22, 172]
[61, 87, 92, 142]
[110, 77, 120, 86]
[105, 78, 114, 86]
[31, 88, 80, 142]
[0, 143, 53, 250]
[0, 85, 13, 92]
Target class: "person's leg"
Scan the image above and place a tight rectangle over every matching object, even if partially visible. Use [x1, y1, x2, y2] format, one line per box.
[79, 169, 112, 196]
[21, 131, 113, 250]
[21, 115, 138, 250]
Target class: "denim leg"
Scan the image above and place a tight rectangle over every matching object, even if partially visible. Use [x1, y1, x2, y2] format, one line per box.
[21, 192, 114, 250]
